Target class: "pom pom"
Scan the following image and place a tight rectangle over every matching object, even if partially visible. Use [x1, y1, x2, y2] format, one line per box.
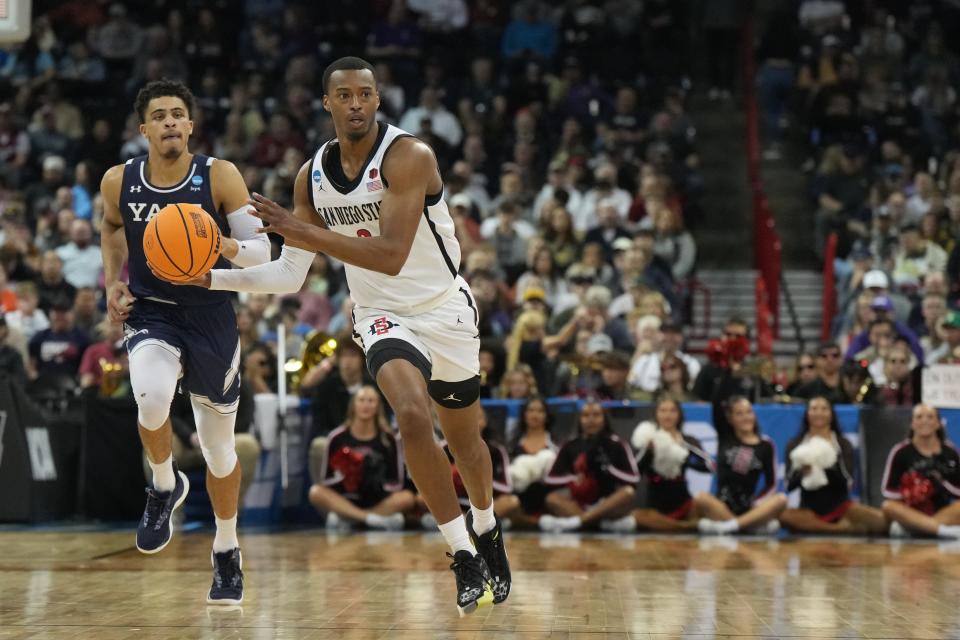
[534, 448, 557, 477]
[631, 421, 657, 451]
[651, 429, 688, 479]
[901, 470, 936, 514]
[789, 437, 837, 491]
[509, 455, 539, 493]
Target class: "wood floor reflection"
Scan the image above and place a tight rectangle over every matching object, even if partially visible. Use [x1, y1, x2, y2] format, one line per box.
[3, 529, 960, 639]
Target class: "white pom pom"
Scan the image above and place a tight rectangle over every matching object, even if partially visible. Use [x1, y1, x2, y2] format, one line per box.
[651, 430, 688, 479]
[789, 436, 838, 491]
[632, 421, 658, 451]
[534, 449, 557, 477]
[509, 455, 538, 493]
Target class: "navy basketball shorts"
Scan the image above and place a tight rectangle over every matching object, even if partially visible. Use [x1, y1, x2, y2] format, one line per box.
[124, 298, 241, 405]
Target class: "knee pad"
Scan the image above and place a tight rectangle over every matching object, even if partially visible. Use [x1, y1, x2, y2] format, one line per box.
[428, 375, 481, 408]
[191, 395, 239, 478]
[129, 342, 182, 430]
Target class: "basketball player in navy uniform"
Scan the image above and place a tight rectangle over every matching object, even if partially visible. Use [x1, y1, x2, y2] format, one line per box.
[100, 80, 271, 604]
[155, 57, 509, 616]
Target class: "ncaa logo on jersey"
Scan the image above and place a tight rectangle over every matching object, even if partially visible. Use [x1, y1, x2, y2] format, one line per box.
[313, 169, 325, 190]
[369, 317, 398, 336]
[190, 175, 203, 192]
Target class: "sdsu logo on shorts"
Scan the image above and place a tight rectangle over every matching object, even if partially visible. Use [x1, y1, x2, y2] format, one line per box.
[369, 317, 398, 336]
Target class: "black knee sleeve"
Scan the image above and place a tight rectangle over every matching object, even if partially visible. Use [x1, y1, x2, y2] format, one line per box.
[366, 338, 431, 381]
[428, 375, 481, 408]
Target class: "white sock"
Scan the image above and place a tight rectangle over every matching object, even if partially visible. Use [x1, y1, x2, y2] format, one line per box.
[438, 515, 476, 555]
[559, 516, 582, 531]
[149, 454, 175, 492]
[470, 502, 496, 535]
[365, 513, 405, 530]
[213, 515, 239, 552]
[937, 524, 960, 539]
[718, 518, 740, 533]
[600, 515, 637, 533]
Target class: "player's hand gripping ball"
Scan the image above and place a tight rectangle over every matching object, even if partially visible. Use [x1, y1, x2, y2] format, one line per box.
[144, 203, 222, 282]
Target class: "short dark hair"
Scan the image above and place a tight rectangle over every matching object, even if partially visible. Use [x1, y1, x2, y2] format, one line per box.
[322, 56, 376, 94]
[134, 79, 196, 124]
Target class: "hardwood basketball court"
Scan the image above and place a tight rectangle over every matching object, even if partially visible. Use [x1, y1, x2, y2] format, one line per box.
[2, 528, 958, 639]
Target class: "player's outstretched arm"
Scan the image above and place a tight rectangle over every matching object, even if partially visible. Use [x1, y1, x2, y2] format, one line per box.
[152, 161, 318, 292]
[247, 137, 432, 276]
[210, 158, 271, 267]
[100, 165, 134, 323]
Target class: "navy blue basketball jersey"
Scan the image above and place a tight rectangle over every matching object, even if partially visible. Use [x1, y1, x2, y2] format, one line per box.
[119, 153, 232, 306]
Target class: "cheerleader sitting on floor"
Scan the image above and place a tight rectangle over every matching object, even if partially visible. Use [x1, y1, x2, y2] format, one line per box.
[881, 403, 960, 538]
[500, 397, 558, 530]
[309, 386, 416, 530]
[627, 397, 720, 532]
[696, 396, 787, 535]
[780, 396, 886, 535]
[540, 400, 640, 532]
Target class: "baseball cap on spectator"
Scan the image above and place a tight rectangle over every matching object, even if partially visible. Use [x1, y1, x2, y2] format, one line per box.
[522, 287, 546, 303]
[566, 263, 596, 284]
[863, 270, 889, 289]
[586, 333, 613, 355]
[43, 155, 66, 173]
[449, 193, 471, 210]
[942, 310, 960, 329]
[612, 237, 633, 253]
[822, 34, 841, 49]
[870, 295, 893, 312]
[850, 246, 872, 261]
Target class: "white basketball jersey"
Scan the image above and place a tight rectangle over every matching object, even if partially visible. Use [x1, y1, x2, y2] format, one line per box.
[308, 124, 461, 314]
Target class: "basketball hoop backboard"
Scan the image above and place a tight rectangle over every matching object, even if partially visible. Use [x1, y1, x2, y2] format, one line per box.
[0, 0, 30, 45]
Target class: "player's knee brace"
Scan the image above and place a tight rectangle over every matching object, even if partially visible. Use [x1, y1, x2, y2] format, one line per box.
[191, 395, 239, 478]
[428, 375, 481, 408]
[129, 343, 182, 430]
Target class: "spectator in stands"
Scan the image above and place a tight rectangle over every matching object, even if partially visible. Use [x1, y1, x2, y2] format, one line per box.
[913, 290, 947, 343]
[892, 223, 948, 292]
[793, 342, 845, 403]
[251, 112, 305, 168]
[869, 197, 903, 268]
[540, 400, 638, 533]
[308, 386, 414, 531]
[846, 297, 923, 364]
[871, 340, 920, 406]
[305, 339, 374, 440]
[78, 320, 124, 389]
[514, 247, 566, 308]
[88, 3, 143, 62]
[576, 163, 631, 232]
[814, 142, 870, 259]
[498, 363, 539, 401]
[7, 282, 49, 341]
[653, 352, 696, 402]
[399, 87, 463, 148]
[542, 205, 580, 273]
[928, 310, 960, 364]
[693, 316, 768, 404]
[649, 202, 696, 280]
[500, 2, 557, 64]
[55, 219, 101, 289]
[594, 352, 632, 401]
[28, 298, 89, 382]
[58, 41, 106, 84]
[839, 359, 878, 404]
[24, 155, 67, 224]
[881, 404, 960, 539]
[0, 313, 27, 386]
[242, 343, 277, 395]
[583, 200, 631, 263]
[534, 162, 583, 224]
[35, 250, 76, 314]
[780, 397, 886, 535]
[0, 103, 30, 187]
[71, 287, 100, 336]
[786, 352, 818, 396]
[483, 200, 532, 282]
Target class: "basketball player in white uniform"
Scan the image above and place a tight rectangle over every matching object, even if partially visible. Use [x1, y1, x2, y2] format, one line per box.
[156, 57, 510, 616]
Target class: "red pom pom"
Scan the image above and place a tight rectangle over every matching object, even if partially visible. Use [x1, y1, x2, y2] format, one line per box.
[901, 470, 936, 515]
[330, 446, 366, 493]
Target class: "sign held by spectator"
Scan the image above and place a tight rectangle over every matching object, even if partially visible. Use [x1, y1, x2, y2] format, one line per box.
[922, 365, 960, 408]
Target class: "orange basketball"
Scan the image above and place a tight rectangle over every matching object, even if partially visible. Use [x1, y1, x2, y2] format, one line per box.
[143, 203, 222, 282]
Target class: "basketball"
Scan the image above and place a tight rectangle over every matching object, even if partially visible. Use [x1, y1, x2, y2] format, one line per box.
[143, 203, 222, 282]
